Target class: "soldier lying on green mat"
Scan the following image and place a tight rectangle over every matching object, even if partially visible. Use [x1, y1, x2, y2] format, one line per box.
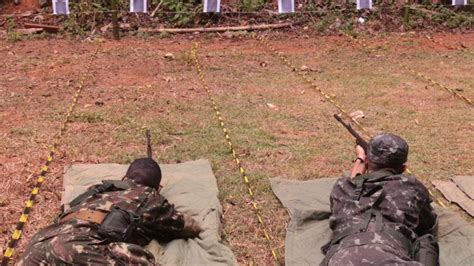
[19, 158, 202, 265]
[321, 133, 439, 266]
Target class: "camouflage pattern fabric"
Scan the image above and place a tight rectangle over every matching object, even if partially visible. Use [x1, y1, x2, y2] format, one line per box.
[19, 179, 192, 265]
[367, 133, 409, 166]
[322, 169, 438, 266]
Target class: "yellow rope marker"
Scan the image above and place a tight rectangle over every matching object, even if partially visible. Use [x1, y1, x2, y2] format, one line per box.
[190, 43, 280, 263]
[425, 35, 474, 55]
[341, 31, 472, 106]
[25, 200, 33, 208]
[253, 33, 372, 137]
[408, 69, 472, 105]
[3, 249, 14, 259]
[336, 32, 449, 208]
[19, 215, 28, 223]
[12, 230, 21, 240]
[2, 49, 99, 266]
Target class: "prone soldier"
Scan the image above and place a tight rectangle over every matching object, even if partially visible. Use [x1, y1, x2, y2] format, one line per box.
[19, 158, 201, 265]
[321, 133, 439, 266]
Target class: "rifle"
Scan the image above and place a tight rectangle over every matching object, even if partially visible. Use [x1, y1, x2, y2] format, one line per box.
[146, 129, 153, 159]
[333, 114, 369, 152]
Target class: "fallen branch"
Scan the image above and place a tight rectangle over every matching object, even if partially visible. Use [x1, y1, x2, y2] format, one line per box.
[150, 0, 163, 17]
[24, 23, 59, 33]
[138, 22, 292, 33]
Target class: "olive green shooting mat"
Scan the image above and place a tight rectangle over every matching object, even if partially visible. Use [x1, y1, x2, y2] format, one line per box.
[270, 177, 474, 266]
[432, 176, 474, 217]
[62, 159, 237, 265]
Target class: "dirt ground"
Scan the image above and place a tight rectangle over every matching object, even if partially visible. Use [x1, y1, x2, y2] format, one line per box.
[0, 31, 473, 264]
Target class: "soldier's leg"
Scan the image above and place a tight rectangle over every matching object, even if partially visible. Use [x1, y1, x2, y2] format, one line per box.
[19, 235, 154, 265]
[19, 234, 109, 265]
[17, 238, 51, 265]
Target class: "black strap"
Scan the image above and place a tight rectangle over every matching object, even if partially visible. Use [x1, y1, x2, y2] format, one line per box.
[353, 176, 369, 200]
[359, 189, 386, 232]
[373, 189, 386, 210]
[69, 180, 131, 208]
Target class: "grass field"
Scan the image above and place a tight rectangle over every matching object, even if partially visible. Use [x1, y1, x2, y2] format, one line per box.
[1, 31, 473, 264]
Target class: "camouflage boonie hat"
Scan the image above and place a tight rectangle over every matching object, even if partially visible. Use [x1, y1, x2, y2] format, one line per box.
[367, 133, 408, 166]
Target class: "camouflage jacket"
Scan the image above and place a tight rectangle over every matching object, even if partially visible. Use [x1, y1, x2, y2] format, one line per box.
[31, 179, 187, 246]
[327, 169, 438, 252]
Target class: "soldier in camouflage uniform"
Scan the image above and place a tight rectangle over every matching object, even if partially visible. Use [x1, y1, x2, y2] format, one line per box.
[321, 133, 439, 266]
[19, 158, 202, 265]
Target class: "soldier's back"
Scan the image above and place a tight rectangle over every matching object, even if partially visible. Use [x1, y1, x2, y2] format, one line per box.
[323, 169, 436, 266]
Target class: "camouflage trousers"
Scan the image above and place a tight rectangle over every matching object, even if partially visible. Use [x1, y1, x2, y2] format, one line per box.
[18, 233, 156, 265]
[325, 244, 422, 266]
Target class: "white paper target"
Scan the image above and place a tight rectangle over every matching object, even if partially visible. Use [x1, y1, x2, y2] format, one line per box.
[452, 0, 468, 5]
[131, 0, 147, 13]
[357, 0, 372, 10]
[278, 0, 294, 13]
[53, 0, 69, 15]
[204, 0, 220, 12]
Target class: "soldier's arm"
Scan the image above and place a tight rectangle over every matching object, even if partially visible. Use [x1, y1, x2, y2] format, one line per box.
[350, 145, 367, 178]
[415, 194, 438, 237]
[138, 192, 201, 240]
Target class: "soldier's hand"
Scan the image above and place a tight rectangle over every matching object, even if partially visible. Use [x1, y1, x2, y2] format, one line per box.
[182, 214, 202, 238]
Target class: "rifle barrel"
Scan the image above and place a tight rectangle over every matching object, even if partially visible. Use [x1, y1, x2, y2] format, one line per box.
[333, 114, 368, 151]
[146, 129, 152, 158]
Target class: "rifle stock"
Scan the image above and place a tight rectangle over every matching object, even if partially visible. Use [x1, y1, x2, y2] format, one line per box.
[333, 114, 369, 151]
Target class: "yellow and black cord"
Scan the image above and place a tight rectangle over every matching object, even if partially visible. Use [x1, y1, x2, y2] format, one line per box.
[1, 49, 98, 265]
[341, 31, 472, 106]
[253, 34, 373, 136]
[190, 43, 279, 263]
[425, 35, 474, 55]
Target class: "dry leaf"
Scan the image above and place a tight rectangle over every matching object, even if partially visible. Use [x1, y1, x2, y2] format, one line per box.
[267, 103, 277, 109]
[350, 110, 365, 120]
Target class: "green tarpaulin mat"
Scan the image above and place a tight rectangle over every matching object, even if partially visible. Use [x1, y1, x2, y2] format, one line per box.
[270, 177, 474, 266]
[62, 159, 237, 265]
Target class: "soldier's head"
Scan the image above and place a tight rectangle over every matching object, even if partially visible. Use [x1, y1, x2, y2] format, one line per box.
[125, 158, 162, 189]
[367, 133, 408, 173]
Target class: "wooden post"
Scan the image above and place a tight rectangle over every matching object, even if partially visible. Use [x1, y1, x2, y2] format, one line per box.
[110, 0, 120, 40]
[403, 5, 410, 26]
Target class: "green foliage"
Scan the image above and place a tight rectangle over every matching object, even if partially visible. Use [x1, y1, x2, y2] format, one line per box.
[7, 31, 23, 42]
[340, 21, 355, 35]
[161, 0, 201, 26]
[430, 5, 474, 28]
[62, 14, 86, 36]
[5, 17, 23, 42]
[60, 0, 111, 35]
[237, 0, 266, 12]
[313, 16, 334, 33]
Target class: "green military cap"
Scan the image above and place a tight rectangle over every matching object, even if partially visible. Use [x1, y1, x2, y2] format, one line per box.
[367, 133, 409, 166]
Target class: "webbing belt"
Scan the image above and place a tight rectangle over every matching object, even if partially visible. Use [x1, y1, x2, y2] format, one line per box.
[61, 209, 107, 224]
